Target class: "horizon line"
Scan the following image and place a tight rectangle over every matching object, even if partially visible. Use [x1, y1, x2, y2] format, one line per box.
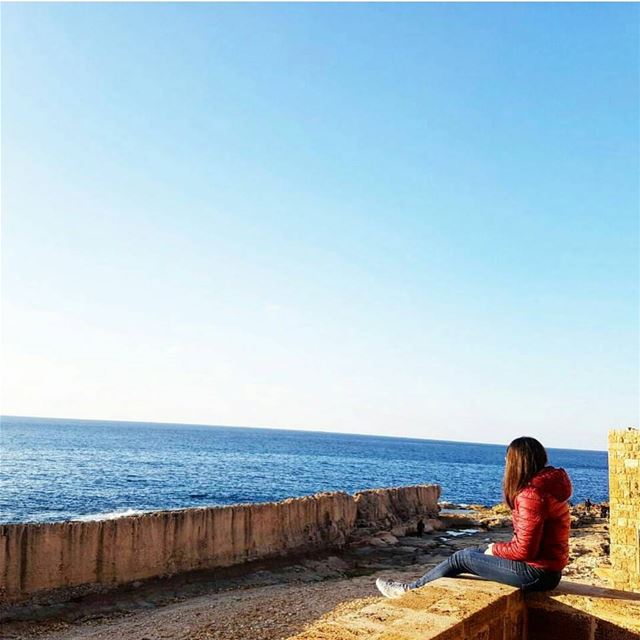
[1, 413, 609, 454]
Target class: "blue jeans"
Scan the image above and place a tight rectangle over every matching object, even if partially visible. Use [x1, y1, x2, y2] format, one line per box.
[409, 546, 562, 592]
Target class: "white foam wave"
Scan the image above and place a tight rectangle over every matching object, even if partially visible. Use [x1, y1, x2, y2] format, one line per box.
[445, 529, 481, 537]
[73, 508, 149, 522]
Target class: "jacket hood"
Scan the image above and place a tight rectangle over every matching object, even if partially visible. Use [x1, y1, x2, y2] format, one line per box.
[530, 466, 572, 502]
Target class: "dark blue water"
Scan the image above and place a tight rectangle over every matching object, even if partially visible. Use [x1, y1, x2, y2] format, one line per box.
[0, 416, 608, 524]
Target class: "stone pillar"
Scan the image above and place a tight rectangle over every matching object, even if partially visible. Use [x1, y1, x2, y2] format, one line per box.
[608, 427, 640, 592]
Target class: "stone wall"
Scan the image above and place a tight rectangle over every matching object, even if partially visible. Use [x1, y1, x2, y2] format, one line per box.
[288, 577, 526, 640]
[0, 484, 440, 602]
[287, 578, 640, 640]
[608, 427, 640, 593]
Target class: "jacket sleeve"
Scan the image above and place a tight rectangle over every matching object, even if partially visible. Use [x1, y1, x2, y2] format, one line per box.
[493, 489, 546, 562]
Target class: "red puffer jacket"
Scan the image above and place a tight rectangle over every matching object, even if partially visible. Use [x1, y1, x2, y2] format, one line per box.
[493, 466, 572, 572]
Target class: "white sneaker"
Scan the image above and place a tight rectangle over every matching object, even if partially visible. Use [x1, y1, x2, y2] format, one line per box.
[376, 578, 409, 598]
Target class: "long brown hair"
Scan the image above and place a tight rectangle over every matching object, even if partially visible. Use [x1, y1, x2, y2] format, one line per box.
[503, 437, 548, 508]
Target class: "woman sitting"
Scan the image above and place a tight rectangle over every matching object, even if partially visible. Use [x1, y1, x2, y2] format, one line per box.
[376, 436, 572, 596]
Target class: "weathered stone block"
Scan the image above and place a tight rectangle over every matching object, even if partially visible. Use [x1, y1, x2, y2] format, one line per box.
[608, 427, 640, 593]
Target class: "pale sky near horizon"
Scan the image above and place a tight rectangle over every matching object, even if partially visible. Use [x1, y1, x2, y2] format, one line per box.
[1, 4, 638, 451]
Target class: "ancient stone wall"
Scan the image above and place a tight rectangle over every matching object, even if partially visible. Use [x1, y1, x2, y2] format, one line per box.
[0, 484, 440, 602]
[288, 577, 527, 640]
[287, 579, 640, 640]
[608, 427, 640, 593]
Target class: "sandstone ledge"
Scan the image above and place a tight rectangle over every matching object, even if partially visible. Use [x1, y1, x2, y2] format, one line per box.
[287, 577, 524, 640]
[287, 577, 640, 640]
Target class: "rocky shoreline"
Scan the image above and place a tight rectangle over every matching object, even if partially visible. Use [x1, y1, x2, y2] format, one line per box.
[1, 502, 610, 640]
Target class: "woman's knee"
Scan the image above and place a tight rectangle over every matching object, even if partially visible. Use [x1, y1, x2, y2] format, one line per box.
[449, 547, 474, 569]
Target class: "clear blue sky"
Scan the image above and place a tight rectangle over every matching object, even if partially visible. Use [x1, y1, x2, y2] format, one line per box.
[2, 4, 638, 450]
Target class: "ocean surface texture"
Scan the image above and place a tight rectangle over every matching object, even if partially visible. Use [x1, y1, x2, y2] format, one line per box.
[0, 416, 608, 524]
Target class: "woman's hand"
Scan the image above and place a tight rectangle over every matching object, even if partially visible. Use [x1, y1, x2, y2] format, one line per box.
[484, 543, 495, 556]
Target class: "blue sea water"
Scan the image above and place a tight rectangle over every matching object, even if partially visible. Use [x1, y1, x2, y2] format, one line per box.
[0, 416, 609, 524]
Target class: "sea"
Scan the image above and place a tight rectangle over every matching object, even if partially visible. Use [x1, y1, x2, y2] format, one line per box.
[0, 416, 609, 524]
